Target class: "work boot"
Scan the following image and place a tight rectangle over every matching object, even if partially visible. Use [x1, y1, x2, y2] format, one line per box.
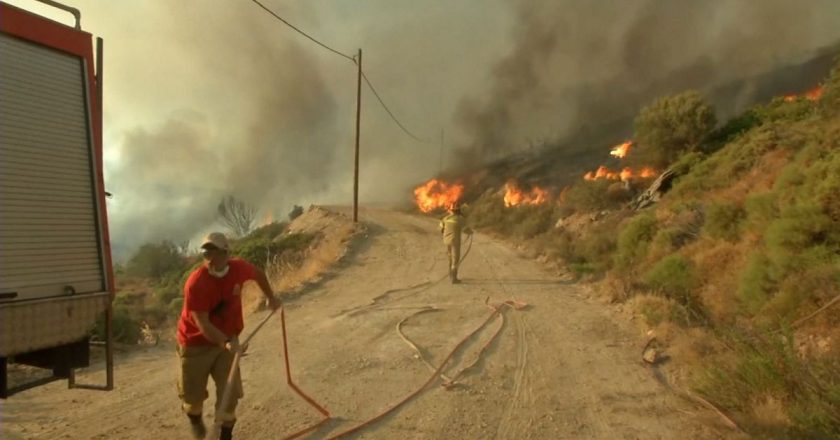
[187, 414, 206, 439]
[220, 425, 233, 440]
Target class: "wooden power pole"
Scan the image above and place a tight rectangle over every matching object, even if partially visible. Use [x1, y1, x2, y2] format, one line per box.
[353, 49, 362, 222]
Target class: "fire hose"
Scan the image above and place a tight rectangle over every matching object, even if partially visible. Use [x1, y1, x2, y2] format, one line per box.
[211, 308, 331, 440]
[213, 231, 488, 439]
[324, 298, 526, 439]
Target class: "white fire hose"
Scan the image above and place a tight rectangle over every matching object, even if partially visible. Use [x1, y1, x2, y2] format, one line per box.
[209, 308, 278, 439]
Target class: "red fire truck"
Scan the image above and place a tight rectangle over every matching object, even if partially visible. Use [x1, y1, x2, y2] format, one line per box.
[0, 0, 115, 397]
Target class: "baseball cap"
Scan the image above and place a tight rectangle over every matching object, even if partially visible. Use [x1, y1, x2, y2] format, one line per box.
[200, 232, 230, 251]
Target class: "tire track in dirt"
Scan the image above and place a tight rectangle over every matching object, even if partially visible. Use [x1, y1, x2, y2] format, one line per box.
[476, 244, 533, 440]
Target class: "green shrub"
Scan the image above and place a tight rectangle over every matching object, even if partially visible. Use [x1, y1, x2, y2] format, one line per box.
[649, 227, 686, 257]
[126, 241, 187, 279]
[744, 193, 778, 234]
[702, 109, 762, 153]
[575, 229, 617, 272]
[93, 303, 141, 344]
[569, 262, 600, 277]
[633, 90, 716, 168]
[245, 221, 288, 242]
[753, 97, 817, 124]
[563, 180, 616, 213]
[232, 232, 315, 269]
[643, 254, 698, 305]
[614, 213, 658, 271]
[764, 206, 834, 278]
[510, 205, 555, 239]
[820, 59, 840, 118]
[737, 252, 773, 314]
[671, 125, 787, 198]
[466, 194, 508, 231]
[670, 151, 706, 176]
[703, 202, 745, 242]
[696, 329, 840, 438]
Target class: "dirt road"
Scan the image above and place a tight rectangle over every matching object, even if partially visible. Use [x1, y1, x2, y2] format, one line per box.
[1, 208, 737, 439]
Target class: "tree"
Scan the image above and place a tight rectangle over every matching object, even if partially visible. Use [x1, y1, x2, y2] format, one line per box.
[126, 241, 186, 279]
[217, 195, 257, 237]
[288, 205, 304, 221]
[633, 91, 716, 168]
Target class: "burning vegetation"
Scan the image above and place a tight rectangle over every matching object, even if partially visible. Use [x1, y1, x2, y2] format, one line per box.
[584, 140, 658, 182]
[413, 178, 464, 213]
[783, 85, 824, 102]
[409, 66, 840, 436]
[503, 180, 550, 207]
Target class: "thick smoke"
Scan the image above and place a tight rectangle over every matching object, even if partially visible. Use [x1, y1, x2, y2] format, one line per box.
[105, 3, 344, 259]
[454, 0, 840, 163]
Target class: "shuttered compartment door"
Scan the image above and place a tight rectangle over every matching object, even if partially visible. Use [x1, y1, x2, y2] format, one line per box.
[0, 33, 105, 301]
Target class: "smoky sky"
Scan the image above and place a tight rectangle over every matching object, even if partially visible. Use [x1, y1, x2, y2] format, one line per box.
[106, 3, 343, 259]
[76, 0, 840, 260]
[454, 0, 840, 163]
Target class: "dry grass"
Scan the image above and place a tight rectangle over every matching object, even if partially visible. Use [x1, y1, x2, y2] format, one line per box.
[686, 238, 748, 322]
[242, 207, 360, 315]
[749, 394, 792, 431]
[717, 148, 791, 205]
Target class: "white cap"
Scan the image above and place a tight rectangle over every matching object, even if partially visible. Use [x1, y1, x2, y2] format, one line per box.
[200, 232, 230, 251]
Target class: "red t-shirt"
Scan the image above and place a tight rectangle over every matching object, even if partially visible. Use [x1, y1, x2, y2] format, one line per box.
[176, 258, 257, 346]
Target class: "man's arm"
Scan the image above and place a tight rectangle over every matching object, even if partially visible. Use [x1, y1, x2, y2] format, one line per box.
[254, 268, 282, 310]
[191, 311, 228, 346]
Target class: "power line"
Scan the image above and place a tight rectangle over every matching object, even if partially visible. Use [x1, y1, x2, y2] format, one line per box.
[250, 0, 430, 144]
[250, 0, 355, 62]
[361, 70, 430, 143]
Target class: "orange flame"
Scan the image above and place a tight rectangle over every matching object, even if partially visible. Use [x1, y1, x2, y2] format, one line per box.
[783, 85, 823, 102]
[414, 179, 464, 213]
[609, 141, 633, 158]
[804, 86, 824, 100]
[503, 181, 549, 207]
[584, 166, 657, 182]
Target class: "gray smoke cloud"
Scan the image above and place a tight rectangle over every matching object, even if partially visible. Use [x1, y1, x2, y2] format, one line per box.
[105, 3, 345, 260]
[454, 0, 840, 164]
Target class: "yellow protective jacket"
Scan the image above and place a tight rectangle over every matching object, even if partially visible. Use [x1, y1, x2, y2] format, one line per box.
[439, 213, 472, 245]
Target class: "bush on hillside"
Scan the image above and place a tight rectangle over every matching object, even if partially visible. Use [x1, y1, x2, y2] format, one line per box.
[703, 109, 762, 154]
[466, 193, 508, 232]
[510, 204, 555, 239]
[126, 241, 188, 279]
[644, 254, 699, 309]
[232, 232, 315, 270]
[671, 125, 796, 198]
[744, 193, 778, 235]
[288, 205, 304, 221]
[697, 329, 840, 438]
[245, 221, 288, 242]
[819, 59, 840, 118]
[704, 202, 745, 242]
[633, 90, 716, 168]
[614, 213, 658, 271]
[563, 180, 618, 213]
[92, 301, 141, 344]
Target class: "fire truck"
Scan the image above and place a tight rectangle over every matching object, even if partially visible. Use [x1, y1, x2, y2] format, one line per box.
[0, 0, 115, 397]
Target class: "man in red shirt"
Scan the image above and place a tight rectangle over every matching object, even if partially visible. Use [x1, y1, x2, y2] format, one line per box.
[176, 232, 281, 440]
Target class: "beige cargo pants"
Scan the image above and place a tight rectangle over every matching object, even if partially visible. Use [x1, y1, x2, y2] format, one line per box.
[176, 344, 242, 426]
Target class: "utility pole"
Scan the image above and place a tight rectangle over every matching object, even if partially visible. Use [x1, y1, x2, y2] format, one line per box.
[353, 48, 362, 222]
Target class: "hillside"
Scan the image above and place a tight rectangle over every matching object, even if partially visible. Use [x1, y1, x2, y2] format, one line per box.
[442, 59, 840, 438]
